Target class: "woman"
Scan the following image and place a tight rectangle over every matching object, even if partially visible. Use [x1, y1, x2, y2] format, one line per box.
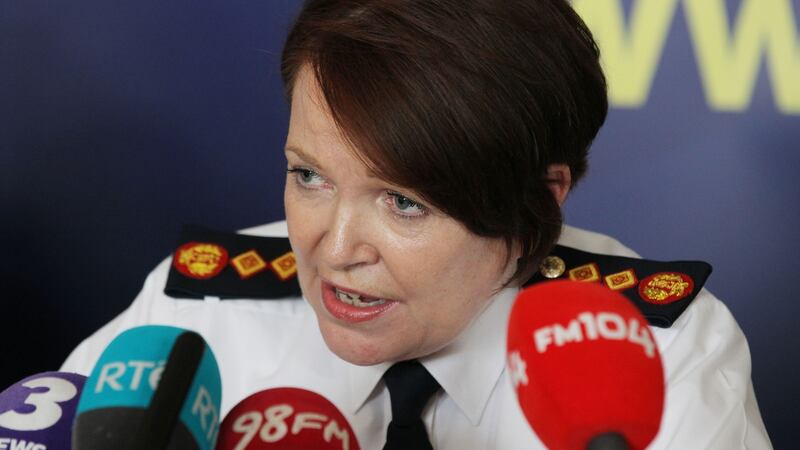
[63, 0, 771, 448]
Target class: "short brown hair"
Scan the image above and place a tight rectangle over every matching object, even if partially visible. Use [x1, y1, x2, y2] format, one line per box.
[281, 0, 607, 284]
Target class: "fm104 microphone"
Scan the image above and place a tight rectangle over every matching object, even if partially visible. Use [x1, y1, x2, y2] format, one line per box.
[72, 325, 222, 450]
[216, 387, 360, 450]
[0, 371, 86, 450]
[506, 280, 665, 450]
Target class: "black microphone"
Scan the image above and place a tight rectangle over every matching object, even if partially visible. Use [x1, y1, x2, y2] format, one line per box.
[127, 330, 206, 450]
[73, 325, 222, 450]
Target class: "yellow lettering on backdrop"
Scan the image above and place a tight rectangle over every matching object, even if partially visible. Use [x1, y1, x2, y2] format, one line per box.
[572, 0, 680, 107]
[684, 0, 800, 114]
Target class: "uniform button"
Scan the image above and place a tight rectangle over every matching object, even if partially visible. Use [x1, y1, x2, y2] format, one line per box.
[540, 256, 566, 279]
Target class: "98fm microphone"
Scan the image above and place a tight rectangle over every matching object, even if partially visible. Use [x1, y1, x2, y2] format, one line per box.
[0, 372, 86, 450]
[216, 387, 360, 450]
[507, 280, 665, 450]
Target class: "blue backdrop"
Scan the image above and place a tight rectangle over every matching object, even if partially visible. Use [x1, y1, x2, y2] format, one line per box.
[2, 0, 797, 447]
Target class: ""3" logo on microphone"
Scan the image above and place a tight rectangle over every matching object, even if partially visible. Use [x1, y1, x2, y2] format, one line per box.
[0, 372, 87, 449]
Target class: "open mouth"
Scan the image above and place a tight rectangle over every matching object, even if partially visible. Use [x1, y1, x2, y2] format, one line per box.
[320, 279, 397, 323]
[333, 286, 387, 308]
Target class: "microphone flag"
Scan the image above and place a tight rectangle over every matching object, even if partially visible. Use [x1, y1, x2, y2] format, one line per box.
[216, 387, 360, 450]
[506, 280, 665, 450]
[0, 371, 86, 450]
[73, 325, 222, 450]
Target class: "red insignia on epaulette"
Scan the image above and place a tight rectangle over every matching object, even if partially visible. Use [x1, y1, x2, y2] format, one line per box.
[270, 251, 298, 281]
[604, 269, 638, 291]
[639, 272, 694, 305]
[568, 263, 600, 283]
[230, 249, 268, 279]
[174, 242, 228, 280]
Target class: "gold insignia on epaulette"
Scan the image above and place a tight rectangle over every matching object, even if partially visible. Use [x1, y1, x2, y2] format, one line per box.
[174, 242, 228, 280]
[568, 263, 600, 283]
[604, 269, 638, 291]
[639, 272, 694, 304]
[231, 249, 268, 279]
[539, 256, 566, 279]
[270, 251, 298, 281]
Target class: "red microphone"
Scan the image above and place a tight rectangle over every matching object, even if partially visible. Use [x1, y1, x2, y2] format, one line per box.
[215, 388, 360, 450]
[506, 280, 665, 450]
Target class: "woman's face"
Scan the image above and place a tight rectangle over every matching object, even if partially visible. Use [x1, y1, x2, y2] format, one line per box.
[284, 67, 516, 365]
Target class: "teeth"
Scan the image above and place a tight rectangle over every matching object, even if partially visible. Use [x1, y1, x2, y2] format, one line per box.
[335, 288, 386, 307]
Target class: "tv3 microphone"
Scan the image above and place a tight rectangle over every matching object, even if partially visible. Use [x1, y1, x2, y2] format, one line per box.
[73, 325, 222, 450]
[216, 387, 360, 450]
[0, 371, 86, 450]
[507, 280, 665, 450]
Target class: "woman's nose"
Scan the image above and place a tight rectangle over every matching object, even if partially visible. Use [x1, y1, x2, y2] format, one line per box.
[319, 202, 380, 271]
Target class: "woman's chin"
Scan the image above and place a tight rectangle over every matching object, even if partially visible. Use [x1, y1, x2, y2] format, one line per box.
[317, 321, 409, 366]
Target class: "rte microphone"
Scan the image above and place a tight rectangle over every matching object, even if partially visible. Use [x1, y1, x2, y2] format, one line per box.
[216, 387, 360, 450]
[0, 371, 86, 450]
[72, 325, 222, 450]
[506, 280, 665, 450]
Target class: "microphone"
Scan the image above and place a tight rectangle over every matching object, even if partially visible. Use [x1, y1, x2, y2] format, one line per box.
[72, 325, 222, 450]
[216, 387, 360, 450]
[506, 280, 665, 450]
[0, 371, 86, 450]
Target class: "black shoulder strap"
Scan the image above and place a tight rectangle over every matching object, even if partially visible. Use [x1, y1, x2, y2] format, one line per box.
[525, 245, 712, 328]
[164, 225, 302, 300]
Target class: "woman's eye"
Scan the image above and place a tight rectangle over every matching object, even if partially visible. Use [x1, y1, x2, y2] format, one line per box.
[386, 191, 427, 218]
[287, 167, 325, 188]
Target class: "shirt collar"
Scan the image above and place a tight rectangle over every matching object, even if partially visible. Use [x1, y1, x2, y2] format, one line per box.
[342, 287, 518, 426]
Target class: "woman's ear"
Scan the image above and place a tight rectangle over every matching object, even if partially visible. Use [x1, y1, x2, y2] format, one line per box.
[546, 164, 572, 207]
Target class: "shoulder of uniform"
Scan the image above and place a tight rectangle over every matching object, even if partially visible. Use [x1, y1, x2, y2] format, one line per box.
[164, 224, 301, 300]
[526, 244, 712, 328]
[559, 225, 640, 257]
[237, 220, 289, 238]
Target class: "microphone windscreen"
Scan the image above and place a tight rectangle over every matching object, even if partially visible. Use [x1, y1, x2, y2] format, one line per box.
[73, 325, 222, 450]
[506, 280, 664, 450]
[216, 387, 360, 450]
[0, 372, 86, 450]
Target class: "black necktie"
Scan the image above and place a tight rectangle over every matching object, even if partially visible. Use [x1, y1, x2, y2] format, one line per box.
[382, 360, 441, 450]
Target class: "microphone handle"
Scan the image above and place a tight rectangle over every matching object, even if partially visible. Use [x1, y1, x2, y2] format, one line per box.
[587, 432, 630, 450]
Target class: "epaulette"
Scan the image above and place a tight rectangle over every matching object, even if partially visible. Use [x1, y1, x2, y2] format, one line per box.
[164, 225, 302, 300]
[525, 245, 712, 328]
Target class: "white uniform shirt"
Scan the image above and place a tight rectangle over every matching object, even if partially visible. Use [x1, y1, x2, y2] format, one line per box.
[61, 222, 772, 449]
